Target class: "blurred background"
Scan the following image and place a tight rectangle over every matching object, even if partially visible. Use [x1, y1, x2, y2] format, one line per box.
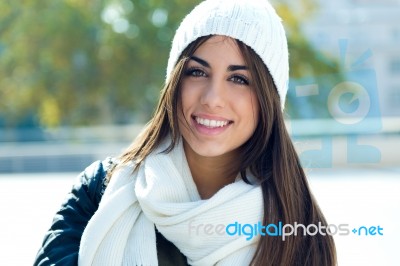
[0, 0, 399, 265]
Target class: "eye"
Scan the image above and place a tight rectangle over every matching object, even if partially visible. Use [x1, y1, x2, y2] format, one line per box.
[229, 74, 250, 85]
[184, 67, 207, 77]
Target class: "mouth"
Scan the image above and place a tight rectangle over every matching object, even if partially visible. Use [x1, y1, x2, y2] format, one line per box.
[191, 115, 233, 129]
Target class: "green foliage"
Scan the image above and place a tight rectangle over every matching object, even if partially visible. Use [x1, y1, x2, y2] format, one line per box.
[0, 0, 340, 128]
[0, 0, 200, 128]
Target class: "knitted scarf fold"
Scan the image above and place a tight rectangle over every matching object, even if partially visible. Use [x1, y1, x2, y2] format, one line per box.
[79, 138, 263, 266]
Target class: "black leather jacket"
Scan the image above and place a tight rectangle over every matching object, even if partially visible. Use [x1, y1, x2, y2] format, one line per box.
[33, 158, 188, 266]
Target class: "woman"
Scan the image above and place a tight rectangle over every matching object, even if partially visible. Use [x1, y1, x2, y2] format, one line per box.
[35, 0, 337, 265]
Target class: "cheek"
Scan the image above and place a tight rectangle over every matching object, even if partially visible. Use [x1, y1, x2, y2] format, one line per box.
[180, 91, 190, 112]
[251, 96, 260, 127]
[178, 85, 197, 129]
[178, 88, 190, 120]
[237, 91, 260, 128]
[180, 83, 197, 112]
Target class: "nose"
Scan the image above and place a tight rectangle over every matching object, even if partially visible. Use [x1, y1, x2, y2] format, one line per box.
[200, 78, 226, 109]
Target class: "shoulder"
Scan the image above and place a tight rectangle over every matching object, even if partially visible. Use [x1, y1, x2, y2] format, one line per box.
[33, 157, 119, 266]
[77, 157, 118, 205]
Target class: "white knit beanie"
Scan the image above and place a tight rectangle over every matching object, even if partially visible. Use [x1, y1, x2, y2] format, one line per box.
[166, 0, 289, 109]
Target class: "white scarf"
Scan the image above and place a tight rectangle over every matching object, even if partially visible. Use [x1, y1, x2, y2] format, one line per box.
[79, 138, 263, 265]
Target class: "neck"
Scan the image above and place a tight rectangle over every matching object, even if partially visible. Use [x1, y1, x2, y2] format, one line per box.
[183, 140, 239, 199]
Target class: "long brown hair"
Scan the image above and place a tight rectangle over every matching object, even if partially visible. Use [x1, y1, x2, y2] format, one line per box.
[119, 35, 337, 265]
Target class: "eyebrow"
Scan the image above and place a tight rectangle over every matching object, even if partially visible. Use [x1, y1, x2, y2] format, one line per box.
[189, 56, 248, 72]
[190, 56, 210, 68]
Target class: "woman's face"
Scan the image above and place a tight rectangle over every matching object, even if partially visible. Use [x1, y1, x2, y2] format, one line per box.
[178, 35, 260, 157]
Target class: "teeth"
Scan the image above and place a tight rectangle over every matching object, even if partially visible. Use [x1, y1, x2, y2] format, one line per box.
[195, 117, 229, 128]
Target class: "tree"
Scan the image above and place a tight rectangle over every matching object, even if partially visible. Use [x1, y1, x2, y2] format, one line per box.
[0, 0, 200, 128]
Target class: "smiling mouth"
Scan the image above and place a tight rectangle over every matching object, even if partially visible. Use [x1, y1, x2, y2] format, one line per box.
[192, 115, 233, 128]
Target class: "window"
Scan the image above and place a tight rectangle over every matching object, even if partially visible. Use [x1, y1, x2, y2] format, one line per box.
[388, 86, 400, 113]
[389, 58, 400, 74]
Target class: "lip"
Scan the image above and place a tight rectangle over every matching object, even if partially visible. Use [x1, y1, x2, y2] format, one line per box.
[193, 113, 232, 122]
[191, 114, 233, 136]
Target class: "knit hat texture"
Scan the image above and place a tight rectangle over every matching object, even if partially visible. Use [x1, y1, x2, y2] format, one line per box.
[166, 0, 289, 109]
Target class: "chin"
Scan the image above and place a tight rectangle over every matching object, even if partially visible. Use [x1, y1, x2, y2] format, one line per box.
[188, 142, 233, 158]
[194, 148, 225, 157]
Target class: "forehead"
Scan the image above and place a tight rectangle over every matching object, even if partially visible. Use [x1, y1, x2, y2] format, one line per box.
[192, 35, 245, 64]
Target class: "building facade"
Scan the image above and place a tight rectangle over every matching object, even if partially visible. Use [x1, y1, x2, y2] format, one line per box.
[301, 0, 400, 116]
